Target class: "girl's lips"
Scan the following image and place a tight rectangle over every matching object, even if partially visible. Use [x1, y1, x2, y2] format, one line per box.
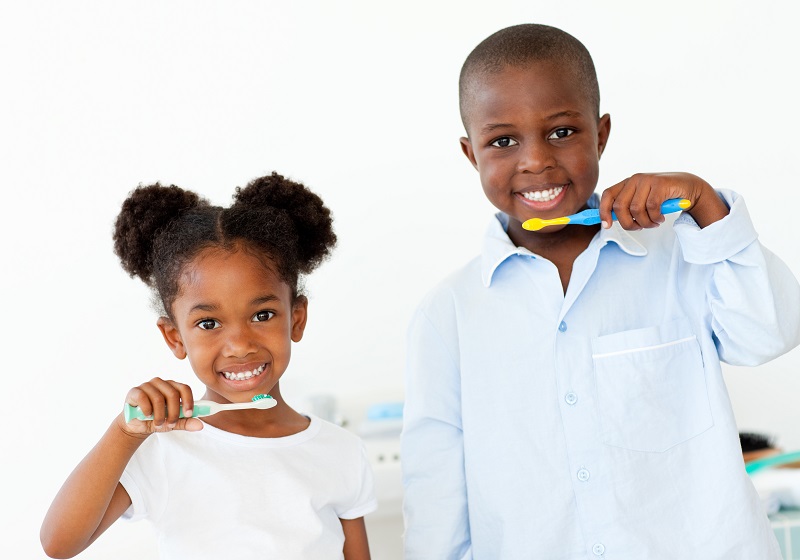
[219, 362, 266, 381]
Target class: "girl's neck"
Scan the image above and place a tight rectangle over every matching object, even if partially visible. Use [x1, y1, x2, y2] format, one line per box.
[201, 386, 311, 438]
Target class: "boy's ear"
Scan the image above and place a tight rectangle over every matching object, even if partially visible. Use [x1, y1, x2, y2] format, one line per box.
[157, 317, 187, 360]
[597, 113, 611, 159]
[460, 136, 479, 170]
[290, 296, 309, 343]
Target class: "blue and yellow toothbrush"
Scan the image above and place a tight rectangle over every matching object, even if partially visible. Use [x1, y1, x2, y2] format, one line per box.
[521, 198, 691, 231]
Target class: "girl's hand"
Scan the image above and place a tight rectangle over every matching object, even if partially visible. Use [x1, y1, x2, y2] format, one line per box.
[599, 172, 729, 230]
[119, 377, 204, 436]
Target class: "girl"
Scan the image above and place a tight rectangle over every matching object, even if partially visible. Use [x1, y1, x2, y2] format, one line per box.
[41, 173, 376, 559]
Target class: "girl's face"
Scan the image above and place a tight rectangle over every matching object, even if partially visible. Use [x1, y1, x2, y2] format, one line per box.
[157, 246, 306, 404]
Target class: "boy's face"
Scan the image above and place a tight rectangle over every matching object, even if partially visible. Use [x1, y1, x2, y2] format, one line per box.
[460, 62, 610, 237]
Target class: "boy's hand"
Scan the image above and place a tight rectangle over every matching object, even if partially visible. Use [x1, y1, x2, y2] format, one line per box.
[599, 172, 729, 230]
[119, 377, 203, 436]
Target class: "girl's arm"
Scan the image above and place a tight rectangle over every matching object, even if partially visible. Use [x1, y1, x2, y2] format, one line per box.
[40, 415, 146, 559]
[341, 517, 371, 560]
[42, 377, 201, 558]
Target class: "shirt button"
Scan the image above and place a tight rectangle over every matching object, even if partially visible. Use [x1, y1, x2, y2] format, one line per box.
[592, 543, 605, 556]
[565, 392, 578, 405]
[577, 468, 590, 482]
[558, 321, 567, 332]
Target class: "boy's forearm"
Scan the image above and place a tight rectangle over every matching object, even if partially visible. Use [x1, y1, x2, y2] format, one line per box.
[41, 415, 146, 558]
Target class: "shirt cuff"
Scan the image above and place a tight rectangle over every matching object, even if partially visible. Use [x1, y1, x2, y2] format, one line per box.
[673, 189, 759, 264]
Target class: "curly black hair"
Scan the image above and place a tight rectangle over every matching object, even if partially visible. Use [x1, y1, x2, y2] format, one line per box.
[113, 172, 336, 317]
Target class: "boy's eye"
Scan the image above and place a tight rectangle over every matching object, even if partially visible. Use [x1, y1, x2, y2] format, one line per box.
[548, 128, 574, 140]
[253, 310, 275, 322]
[198, 319, 221, 330]
[490, 136, 518, 148]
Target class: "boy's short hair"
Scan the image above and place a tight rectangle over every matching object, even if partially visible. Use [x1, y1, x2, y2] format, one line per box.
[459, 23, 600, 132]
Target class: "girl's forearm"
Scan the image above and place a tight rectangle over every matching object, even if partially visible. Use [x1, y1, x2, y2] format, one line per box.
[41, 415, 146, 558]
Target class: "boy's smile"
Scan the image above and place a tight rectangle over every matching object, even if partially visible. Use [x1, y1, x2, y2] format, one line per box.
[157, 246, 307, 406]
[460, 62, 610, 248]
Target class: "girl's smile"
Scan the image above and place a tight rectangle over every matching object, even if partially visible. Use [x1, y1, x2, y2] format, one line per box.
[158, 245, 307, 409]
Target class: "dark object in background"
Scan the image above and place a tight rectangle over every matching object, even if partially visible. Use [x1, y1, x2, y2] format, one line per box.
[740, 431, 779, 463]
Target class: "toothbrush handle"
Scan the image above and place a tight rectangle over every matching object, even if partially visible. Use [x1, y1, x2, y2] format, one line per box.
[609, 198, 688, 222]
[124, 402, 213, 423]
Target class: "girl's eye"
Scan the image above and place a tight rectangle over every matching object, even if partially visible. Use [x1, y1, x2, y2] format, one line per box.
[490, 136, 518, 148]
[548, 128, 574, 140]
[198, 319, 220, 330]
[253, 310, 275, 322]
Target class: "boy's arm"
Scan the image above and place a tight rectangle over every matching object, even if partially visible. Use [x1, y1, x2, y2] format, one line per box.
[401, 307, 472, 560]
[674, 189, 800, 365]
[40, 415, 146, 559]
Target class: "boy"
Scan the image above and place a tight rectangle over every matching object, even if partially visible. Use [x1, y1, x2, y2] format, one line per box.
[401, 23, 800, 559]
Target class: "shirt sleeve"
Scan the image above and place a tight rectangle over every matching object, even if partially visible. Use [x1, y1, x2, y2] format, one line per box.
[337, 441, 378, 520]
[119, 434, 167, 523]
[674, 189, 800, 365]
[401, 302, 472, 560]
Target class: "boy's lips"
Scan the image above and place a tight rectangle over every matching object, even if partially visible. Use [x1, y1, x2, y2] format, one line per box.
[219, 362, 267, 381]
[516, 183, 569, 210]
[519, 184, 565, 202]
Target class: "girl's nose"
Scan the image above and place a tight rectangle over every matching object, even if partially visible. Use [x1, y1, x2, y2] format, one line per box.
[517, 139, 556, 174]
[223, 325, 258, 357]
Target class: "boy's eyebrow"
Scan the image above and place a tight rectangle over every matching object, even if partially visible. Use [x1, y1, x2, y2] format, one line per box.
[544, 110, 585, 121]
[481, 123, 515, 134]
[480, 111, 586, 134]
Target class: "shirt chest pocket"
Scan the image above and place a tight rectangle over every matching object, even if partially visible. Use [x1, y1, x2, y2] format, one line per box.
[591, 318, 713, 453]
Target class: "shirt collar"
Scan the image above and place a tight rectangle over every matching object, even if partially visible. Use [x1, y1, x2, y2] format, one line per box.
[480, 194, 648, 287]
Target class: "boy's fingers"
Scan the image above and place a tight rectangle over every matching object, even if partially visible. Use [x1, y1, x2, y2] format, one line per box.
[629, 183, 658, 228]
[611, 183, 639, 230]
[599, 182, 621, 228]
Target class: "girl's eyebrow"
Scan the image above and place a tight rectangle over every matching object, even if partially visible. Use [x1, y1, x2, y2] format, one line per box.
[188, 302, 218, 314]
[252, 295, 279, 306]
[187, 295, 278, 315]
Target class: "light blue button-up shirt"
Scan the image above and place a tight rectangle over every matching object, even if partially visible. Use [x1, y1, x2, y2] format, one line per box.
[401, 191, 800, 560]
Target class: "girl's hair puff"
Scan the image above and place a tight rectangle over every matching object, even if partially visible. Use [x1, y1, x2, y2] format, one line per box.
[113, 172, 336, 318]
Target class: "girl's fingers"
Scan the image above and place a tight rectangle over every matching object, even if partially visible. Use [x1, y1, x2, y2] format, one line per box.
[126, 378, 195, 431]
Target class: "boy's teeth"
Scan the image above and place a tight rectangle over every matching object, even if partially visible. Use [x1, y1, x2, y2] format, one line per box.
[522, 186, 563, 202]
[222, 363, 265, 381]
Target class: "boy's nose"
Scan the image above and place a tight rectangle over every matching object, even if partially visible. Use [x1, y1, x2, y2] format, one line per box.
[517, 139, 556, 174]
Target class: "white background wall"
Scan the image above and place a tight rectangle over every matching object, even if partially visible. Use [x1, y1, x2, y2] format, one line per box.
[3, 1, 799, 558]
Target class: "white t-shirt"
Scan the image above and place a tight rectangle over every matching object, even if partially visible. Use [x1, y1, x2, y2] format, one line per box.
[120, 414, 377, 559]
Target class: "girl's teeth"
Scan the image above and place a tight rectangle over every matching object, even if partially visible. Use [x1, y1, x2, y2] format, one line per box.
[222, 363, 265, 381]
[522, 186, 563, 202]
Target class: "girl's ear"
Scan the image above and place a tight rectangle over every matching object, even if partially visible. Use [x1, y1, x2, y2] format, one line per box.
[157, 317, 187, 359]
[290, 296, 309, 343]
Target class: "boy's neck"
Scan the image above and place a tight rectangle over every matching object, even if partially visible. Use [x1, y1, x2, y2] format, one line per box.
[507, 222, 600, 294]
